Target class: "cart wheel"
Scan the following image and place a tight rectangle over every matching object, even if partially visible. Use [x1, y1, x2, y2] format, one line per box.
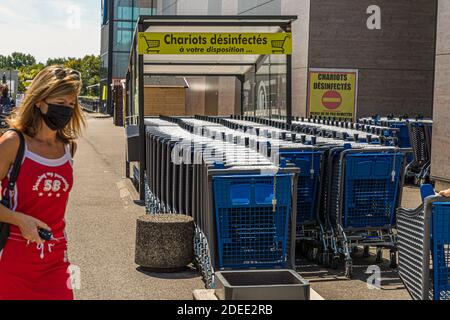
[363, 246, 370, 258]
[306, 244, 314, 261]
[304, 245, 311, 260]
[345, 260, 353, 279]
[390, 250, 398, 269]
[323, 253, 330, 268]
[418, 177, 426, 186]
[404, 174, 414, 186]
[299, 241, 307, 257]
[413, 176, 421, 187]
[375, 248, 383, 263]
[317, 248, 324, 265]
[313, 247, 320, 262]
[331, 255, 339, 269]
[304, 242, 311, 259]
[350, 246, 358, 259]
[307, 246, 313, 261]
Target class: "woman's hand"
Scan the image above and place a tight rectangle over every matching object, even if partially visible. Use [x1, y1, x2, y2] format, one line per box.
[15, 213, 51, 245]
[439, 189, 450, 197]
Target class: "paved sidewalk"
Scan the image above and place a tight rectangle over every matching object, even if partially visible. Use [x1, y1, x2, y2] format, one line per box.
[82, 111, 112, 119]
[65, 117, 204, 300]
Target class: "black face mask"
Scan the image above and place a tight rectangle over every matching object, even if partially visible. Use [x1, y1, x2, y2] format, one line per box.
[40, 103, 74, 131]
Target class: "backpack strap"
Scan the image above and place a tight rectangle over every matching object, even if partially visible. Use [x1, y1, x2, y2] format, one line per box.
[6, 129, 25, 193]
[69, 140, 77, 157]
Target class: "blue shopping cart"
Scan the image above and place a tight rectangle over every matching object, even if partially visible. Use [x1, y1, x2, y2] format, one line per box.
[397, 185, 450, 300]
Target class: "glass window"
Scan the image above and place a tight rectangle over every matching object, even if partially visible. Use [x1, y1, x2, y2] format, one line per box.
[160, 0, 177, 15]
[113, 52, 131, 79]
[134, 0, 156, 20]
[243, 55, 287, 117]
[133, 49, 140, 123]
[113, 21, 134, 51]
[238, 0, 281, 15]
[100, 25, 109, 56]
[269, 56, 286, 117]
[102, 0, 109, 25]
[255, 56, 270, 117]
[100, 54, 109, 79]
[238, 0, 257, 14]
[208, 0, 222, 14]
[243, 70, 256, 116]
[115, 0, 133, 20]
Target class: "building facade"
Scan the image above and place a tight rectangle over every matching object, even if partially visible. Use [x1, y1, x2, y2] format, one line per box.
[308, 0, 437, 118]
[102, 0, 438, 118]
[431, 0, 450, 190]
[100, 0, 156, 115]
[152, 0, 437, 119]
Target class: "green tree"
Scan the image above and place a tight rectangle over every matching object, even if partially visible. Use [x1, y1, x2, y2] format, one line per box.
[60, 55, 101, 97]
[12, 53, 101, 95]
[11, 52, 36, 68]
[0, 52, 36, 69]
[0, 55, 7, 69]
[18, 63, 45, 92]
[78, 55, 101, 97]
[46, 57, 68, 66]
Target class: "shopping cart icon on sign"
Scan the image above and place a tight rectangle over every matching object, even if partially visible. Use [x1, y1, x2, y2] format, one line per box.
[271, 35, 291, 54]
[140, 34, 161, 54]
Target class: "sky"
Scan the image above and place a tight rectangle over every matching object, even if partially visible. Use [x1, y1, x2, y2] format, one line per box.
[0, 0, 101, 64]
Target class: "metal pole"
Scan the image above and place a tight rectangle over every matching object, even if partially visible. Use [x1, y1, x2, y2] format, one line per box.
[106, 0, 114, 115]
[286, 53, 292, 126]
[138, 22, 146, 203]
[254, 64, 257, 117]
[268, 56, 272, 120]
[240, 76, 244, 116]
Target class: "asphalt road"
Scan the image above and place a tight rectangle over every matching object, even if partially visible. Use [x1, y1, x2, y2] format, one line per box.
[65, 115, 203, 300]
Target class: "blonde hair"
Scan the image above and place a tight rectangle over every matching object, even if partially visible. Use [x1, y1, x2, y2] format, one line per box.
[8, 65, 85, 142]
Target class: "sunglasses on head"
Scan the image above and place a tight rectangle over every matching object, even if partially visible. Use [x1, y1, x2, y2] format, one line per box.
[53, 67, 81, 80]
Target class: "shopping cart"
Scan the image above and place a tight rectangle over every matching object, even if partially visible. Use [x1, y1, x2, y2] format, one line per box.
[271, 35, 291, 54]
[404, 120, 433, 185]
[140, 34, 161, 54]
[324, 146, 407, 277]
[143, 116, 300, 287]
[397, 188, 450, 300]
[358, 115, 434, 185]
[209, 115, 335, 265]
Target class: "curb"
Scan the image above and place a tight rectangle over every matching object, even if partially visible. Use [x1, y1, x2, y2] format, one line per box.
[193, 288, 325, 301]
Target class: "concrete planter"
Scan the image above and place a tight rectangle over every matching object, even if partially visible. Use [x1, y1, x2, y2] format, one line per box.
[135, 214, 194, 272]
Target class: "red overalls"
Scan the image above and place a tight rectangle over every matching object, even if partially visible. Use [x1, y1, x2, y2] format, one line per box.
[0, 142, 74, 300]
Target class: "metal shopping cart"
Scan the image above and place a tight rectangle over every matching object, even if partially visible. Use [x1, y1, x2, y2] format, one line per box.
[143, 116, 300, 288]
[397, 188, 450, 300]
[271, 35, 291, 54]
[324, 145, 407, 278]
[140, 34, 161, 54]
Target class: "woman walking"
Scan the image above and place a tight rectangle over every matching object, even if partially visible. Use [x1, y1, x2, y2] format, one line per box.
[0, 66, 85, 300]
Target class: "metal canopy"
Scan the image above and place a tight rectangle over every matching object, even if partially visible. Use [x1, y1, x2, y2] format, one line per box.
[143, 64, 253, 76]
[139, 16, 296, 77]
[129, 15, 297, 201]
[139, 15, 297, 28]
